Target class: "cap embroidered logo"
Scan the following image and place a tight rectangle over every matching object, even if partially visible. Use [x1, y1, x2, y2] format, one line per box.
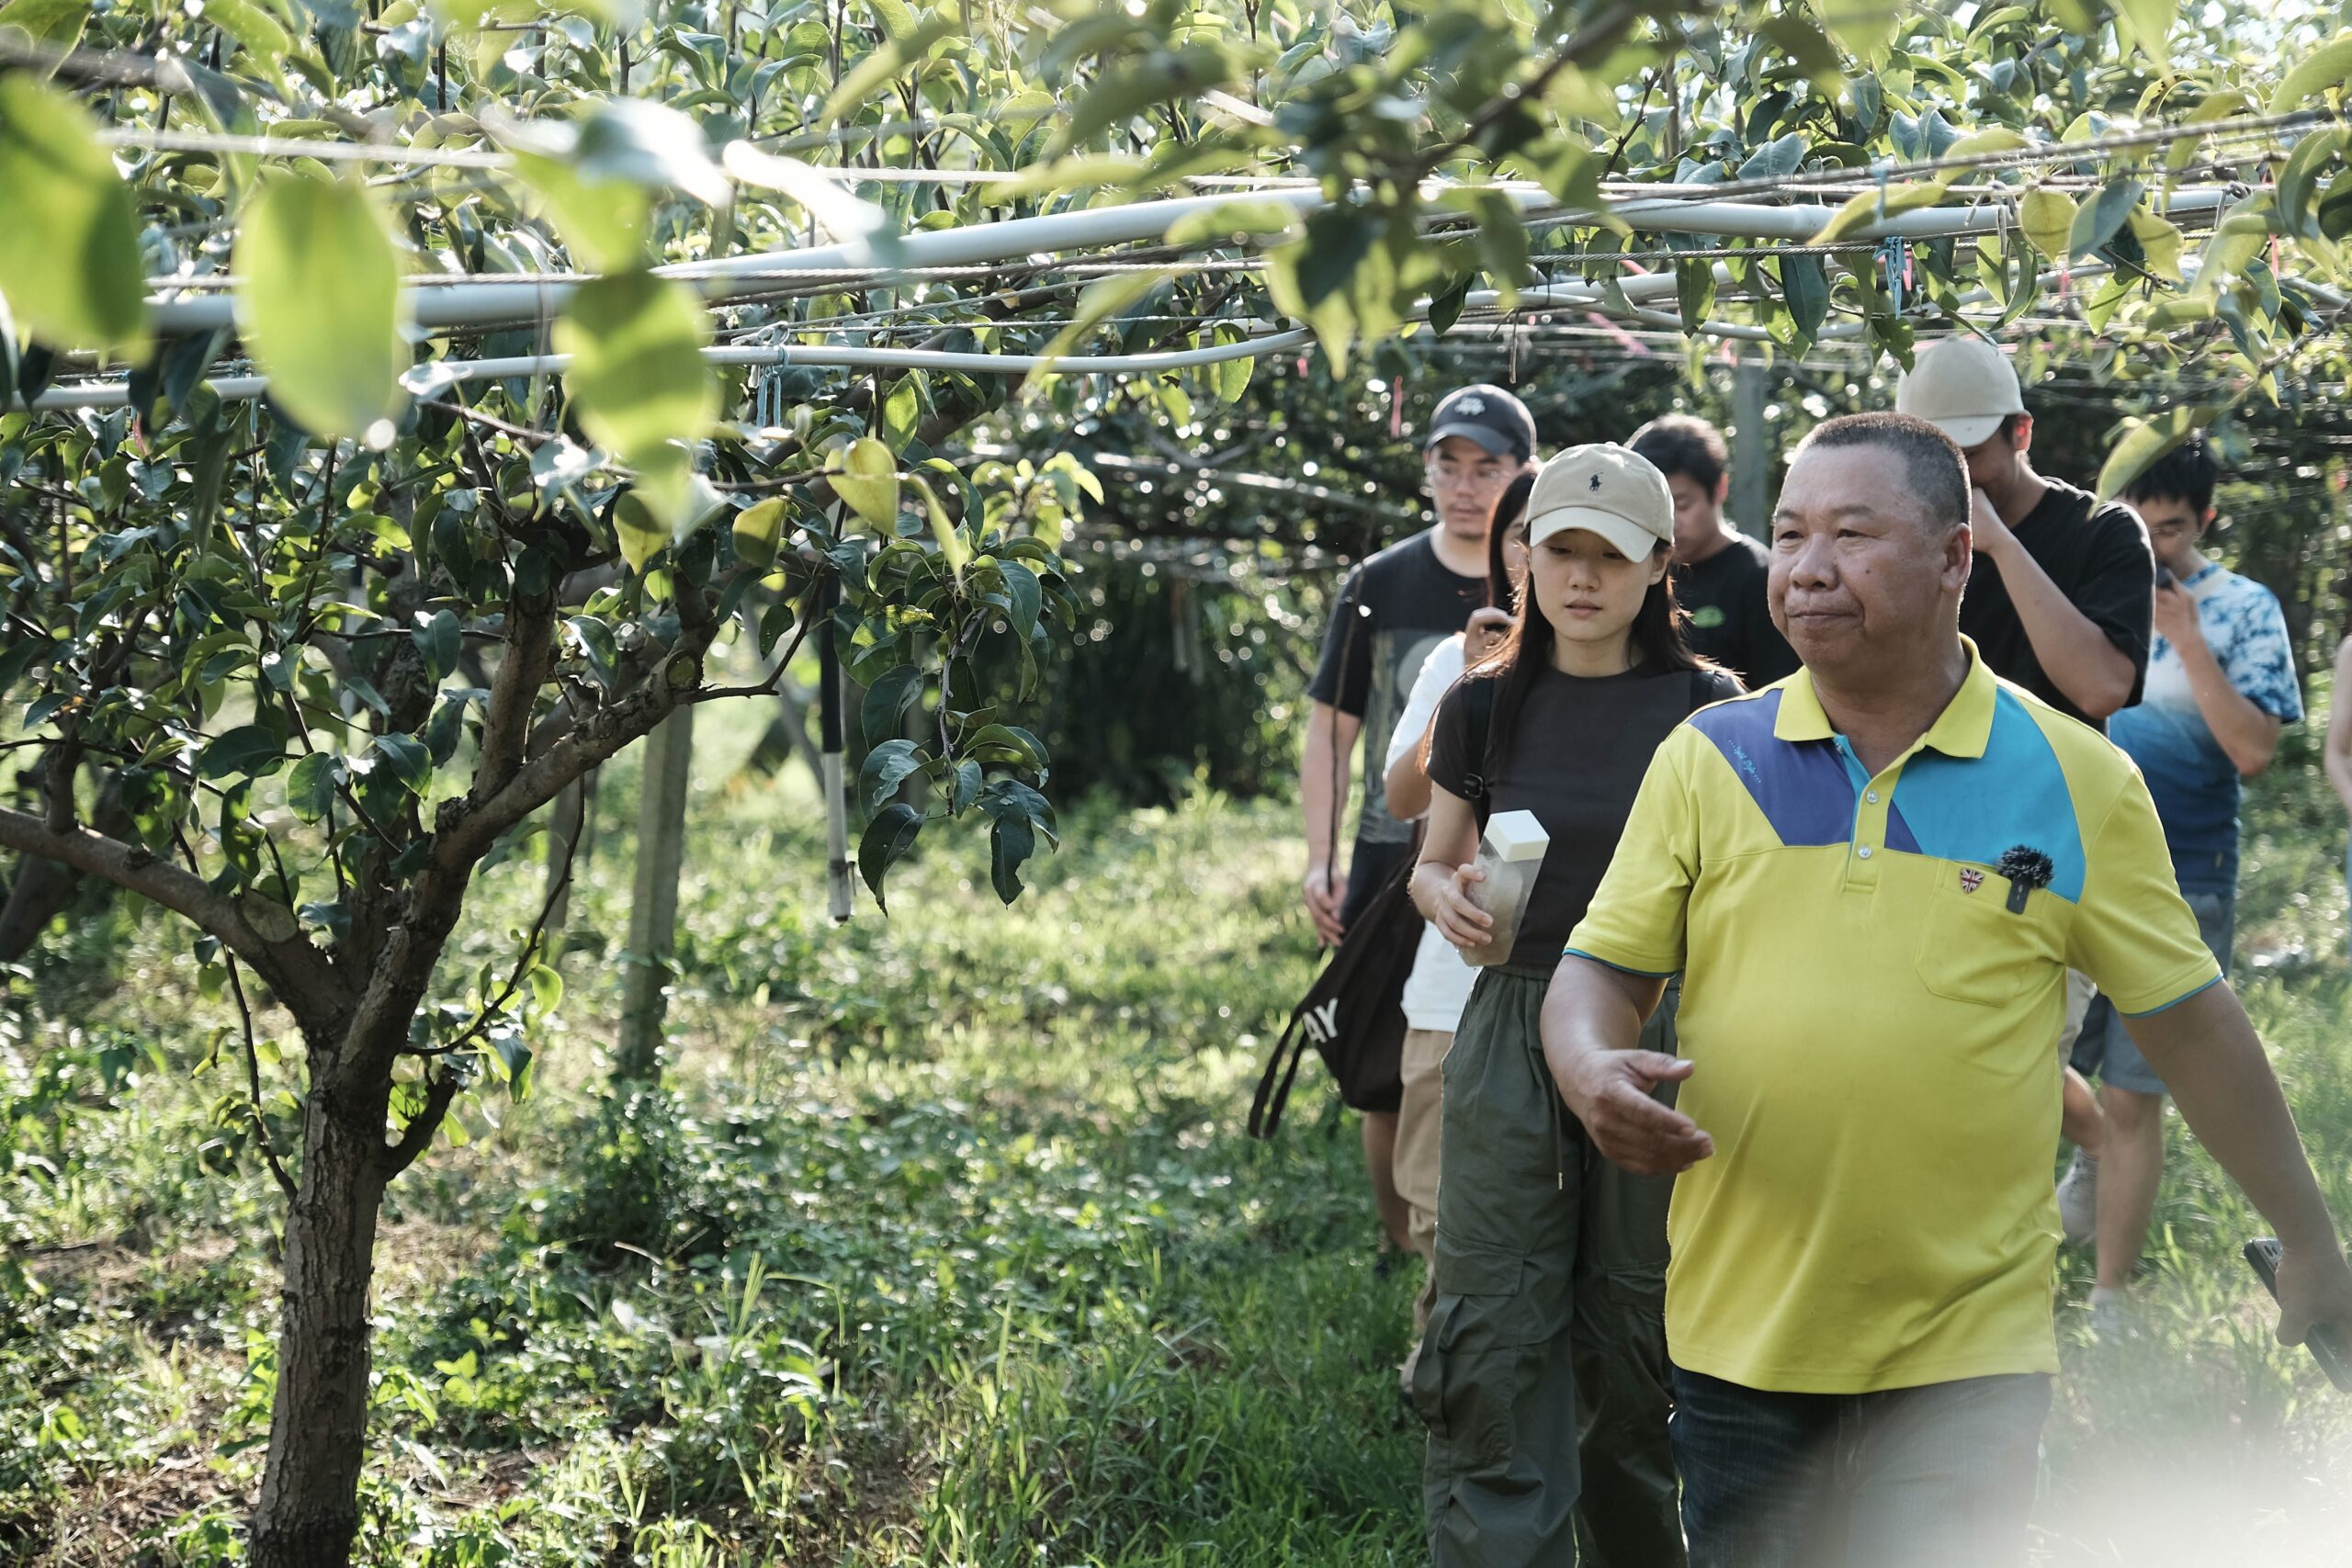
[1457, 394, 1486, 414]
[1960, 867, 1985, 894]
[1589, 473, 1602, 491]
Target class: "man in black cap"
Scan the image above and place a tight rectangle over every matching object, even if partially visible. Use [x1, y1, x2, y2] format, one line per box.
[1301, 382, 1535, 1252]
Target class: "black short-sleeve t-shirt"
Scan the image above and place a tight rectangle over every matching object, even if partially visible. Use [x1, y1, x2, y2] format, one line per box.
[1309, 531, 1487, 922]
[1677, 532, 1800, 688]
[1957, 479, 2153, 730]
[1426, 662, 1743, 967]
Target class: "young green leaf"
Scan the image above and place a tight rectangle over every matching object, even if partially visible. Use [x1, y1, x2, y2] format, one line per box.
[556, 269, 715, 532]
[1807, 182, 1948, 244]
[0, 75, 147, 354]
[829, 437, 901, 531]
[731, 496, 787, 570]
[857, 801, 924, 912]
[233, 168, 407, 440]
[2018, 187, 2077, 262]
[2267, 31, 2352, 115]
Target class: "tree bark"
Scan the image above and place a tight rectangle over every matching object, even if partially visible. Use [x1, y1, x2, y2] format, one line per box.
[246, 1074, 392, 1568]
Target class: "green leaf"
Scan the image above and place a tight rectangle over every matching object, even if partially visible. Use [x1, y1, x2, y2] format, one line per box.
[371, 732, 432, 795]
[556, 269, 715, 532]
[1061, 43, 1234, 152]
[989, 812, 1035, 904]
[2097, 402, 2231, 502]
[415, 608, 460, 680]
[731, 496, 786, 570]
[2274, 128, 2350, 240]
[610, 491, 667, 574]
[1806, 182, 1948, 244]
[2110, 0, 2177, 64]
[2018, 186, 2077, 263]
[1780, 254, 1830, 341]
[2069, 178, 2143, 258]
[862, 665, 923, 745]
[2267, 31, 2352, 115]
[815, 17, 954, 133]
[1675, 256, 1717, 330]
[998, 560, 1043, 642]
[526, 963, 562, 1014]
[857, 801, 923, 913]
[1019, 269, 1170, 396]
[1810, 0, 1896, 62]
[2165, 93, 2252, 171]
[284, 750, 341, 821]
[1213, 325, 1255, 402]
[198, 724, 289, 781]
[0, 0, 93, 59]
[910, 475, 970, 575]
[859, 737, 924, 813]
[508, 149, 650, 272]
[233, 168, 406, 440]
[829, 437, 900, 530]
[203, 0, 292, 91]
[0, 75, 147, 354]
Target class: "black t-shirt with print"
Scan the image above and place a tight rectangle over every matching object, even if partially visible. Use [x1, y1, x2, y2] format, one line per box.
[1957, 478, 2153, 730]
[1677, 531, 1799, 688]
[1309, 531, 1487, 928]
[1426, 661, 1744, 967]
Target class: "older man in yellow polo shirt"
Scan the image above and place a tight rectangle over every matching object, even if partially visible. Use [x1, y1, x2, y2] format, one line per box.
[1543, 412, 2352, 1568]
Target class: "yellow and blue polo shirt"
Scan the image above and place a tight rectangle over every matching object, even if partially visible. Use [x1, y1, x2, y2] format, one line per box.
[1566, 638, 2221, 1394]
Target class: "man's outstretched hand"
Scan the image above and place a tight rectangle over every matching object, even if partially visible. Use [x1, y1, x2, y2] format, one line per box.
[1555, 1048, 1713, 1176]
[2274, 1239, 2352, 1356]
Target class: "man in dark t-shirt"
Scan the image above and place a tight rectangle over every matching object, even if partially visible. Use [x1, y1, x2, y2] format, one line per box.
[1303, 384, 1536, 940]
[1895, 336, 2153, 731]
[1300, 383, 1532, 1257]
[1630, 414, 1799, 688]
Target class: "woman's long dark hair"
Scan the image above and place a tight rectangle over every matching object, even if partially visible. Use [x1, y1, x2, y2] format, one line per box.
[1485, 470, 1537, 610]
[1466, 529, 1708, 773]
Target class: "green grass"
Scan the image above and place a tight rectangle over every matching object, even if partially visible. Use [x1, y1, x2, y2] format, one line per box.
[6, 695, 2352, 1566]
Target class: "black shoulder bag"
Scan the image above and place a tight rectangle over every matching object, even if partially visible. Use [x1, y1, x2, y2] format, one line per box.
[1250, 676, 1498, 1140]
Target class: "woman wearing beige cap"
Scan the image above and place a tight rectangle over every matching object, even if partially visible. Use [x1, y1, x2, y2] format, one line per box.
[1407, 445, 1740, 1568]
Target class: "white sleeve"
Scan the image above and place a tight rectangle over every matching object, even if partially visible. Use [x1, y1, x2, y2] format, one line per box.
[1383, 634, 1468, 777]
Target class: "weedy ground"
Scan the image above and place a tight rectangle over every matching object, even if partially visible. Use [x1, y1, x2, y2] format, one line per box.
[7, 698, 2351, 1566]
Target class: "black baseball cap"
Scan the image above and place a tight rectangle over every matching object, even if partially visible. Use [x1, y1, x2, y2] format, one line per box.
[1424, 384, 1536, 464]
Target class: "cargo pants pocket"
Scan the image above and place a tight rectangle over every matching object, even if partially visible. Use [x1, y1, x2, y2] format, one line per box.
[1412, 1241, 1549, 1478]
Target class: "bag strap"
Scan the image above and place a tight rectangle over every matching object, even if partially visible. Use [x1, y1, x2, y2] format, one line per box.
[1456, 674, 1501, 831]
[1249, 1010, 1312, 1139]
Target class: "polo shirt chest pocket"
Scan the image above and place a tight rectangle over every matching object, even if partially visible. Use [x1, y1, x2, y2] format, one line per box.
[1913, 861, 2066, 1007]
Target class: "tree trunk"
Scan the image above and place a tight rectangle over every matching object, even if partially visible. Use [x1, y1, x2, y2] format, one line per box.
[246, 1077, 392, 1568]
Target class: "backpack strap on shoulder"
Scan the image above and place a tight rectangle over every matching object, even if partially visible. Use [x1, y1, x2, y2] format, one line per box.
[1458, 674, 1501, 830]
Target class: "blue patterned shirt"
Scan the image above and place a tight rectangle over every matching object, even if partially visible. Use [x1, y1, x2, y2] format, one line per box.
[2107, 562, 2302, 892]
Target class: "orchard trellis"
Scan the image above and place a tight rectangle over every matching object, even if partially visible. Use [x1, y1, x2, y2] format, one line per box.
[11, 2, 2352, 1562]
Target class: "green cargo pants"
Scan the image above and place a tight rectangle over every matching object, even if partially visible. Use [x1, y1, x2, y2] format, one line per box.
[1412, 963, 1684, 1568]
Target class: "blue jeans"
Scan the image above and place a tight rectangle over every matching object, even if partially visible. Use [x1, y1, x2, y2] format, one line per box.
[1671, 1367, 2052, 1568]
[2071, 887, 2233, 1096]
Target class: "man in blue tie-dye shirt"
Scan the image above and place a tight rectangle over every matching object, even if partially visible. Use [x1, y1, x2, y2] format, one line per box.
[2061, 436, 2305, 1331]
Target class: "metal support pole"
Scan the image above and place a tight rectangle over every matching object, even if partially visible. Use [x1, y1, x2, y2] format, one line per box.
[616, 706, 695, 1079]
[1730, 352, 1770, 537]
[820, 579, 853, 923]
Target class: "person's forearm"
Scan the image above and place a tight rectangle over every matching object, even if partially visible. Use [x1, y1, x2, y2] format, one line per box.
[1988, 540, 2139, 716]
[1541, 957, 1664, 1080]
[2174, 635, 2283, 773]
[1385, 747, 1432, 821]
[2128, 985, 2343, 1254]
[1301, 705, 1358, 874]
[2327, 742, 2352, 812]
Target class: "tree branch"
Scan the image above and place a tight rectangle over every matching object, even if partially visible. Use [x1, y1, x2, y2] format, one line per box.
[379, 1067, 464, 1180]
[474, 583, 558, 798]
[0, 807, 344, 1021]
[226, 954, 300, 1201]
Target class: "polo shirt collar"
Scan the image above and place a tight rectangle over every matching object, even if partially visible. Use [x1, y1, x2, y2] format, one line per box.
[1771, 637, 1996, 761]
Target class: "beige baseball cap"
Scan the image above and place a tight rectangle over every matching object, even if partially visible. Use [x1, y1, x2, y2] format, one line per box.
[1524, 444, 1674, 559]
[1894, 336, 2025, 449]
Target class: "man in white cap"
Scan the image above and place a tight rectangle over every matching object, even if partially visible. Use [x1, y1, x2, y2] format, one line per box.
[1894, 336, 2153, 731]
